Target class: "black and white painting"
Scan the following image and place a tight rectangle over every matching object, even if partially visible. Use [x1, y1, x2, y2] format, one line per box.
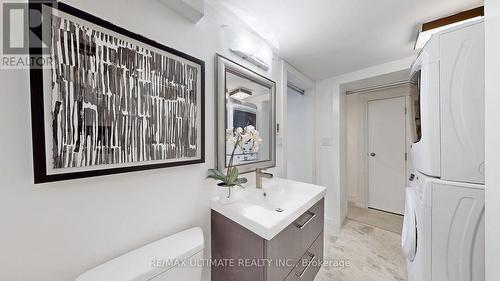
[30, 3, 205, 183]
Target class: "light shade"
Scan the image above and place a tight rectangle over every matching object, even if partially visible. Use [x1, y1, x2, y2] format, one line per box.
[230, 49, 269, 71]
[223, 26, 273, 71]
[229, 87, 252, 100]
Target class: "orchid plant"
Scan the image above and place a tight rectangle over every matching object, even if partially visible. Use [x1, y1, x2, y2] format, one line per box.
[207, 125, 262, 197]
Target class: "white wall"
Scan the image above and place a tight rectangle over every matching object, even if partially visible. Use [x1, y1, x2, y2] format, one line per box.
[315, 57, 414, 229]
[485, 0, 500, 280]
[0, 1, 283, 280]
[279, 62, 315, 179]
[286, 87, 315, 183]
[346, 85, 412, 208]
[346, 94, 363, 204]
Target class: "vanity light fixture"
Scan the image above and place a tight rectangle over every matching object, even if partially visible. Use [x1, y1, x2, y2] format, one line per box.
[229, 87, 253, 100]
[230, 48, 270, 71]
[414, 6, 483, 50]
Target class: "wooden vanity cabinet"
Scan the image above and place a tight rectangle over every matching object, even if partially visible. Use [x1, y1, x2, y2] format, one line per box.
[211, 198, 325, 281]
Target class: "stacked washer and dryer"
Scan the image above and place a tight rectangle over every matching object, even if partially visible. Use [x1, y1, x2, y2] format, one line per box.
[402, 19, 485, 281]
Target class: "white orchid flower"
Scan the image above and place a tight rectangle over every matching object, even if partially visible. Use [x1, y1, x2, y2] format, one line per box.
[226, 136, 237, 147]
[241, 131, 252, 142]
[226, 125, 262, 153]
[245, 125, 256, 134]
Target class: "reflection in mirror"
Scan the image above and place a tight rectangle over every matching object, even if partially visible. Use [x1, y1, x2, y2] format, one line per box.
[217, 55, 276, 173]
[225, 71, 271, 166]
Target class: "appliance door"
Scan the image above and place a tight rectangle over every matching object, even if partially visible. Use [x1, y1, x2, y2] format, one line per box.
[402, 187, 417, 262]
[430, 181, 485, 281]
[410, 40, 441, 178]
[410, 69, 422, 143]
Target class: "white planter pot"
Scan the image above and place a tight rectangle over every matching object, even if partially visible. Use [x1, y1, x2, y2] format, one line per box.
[217, 185, 234, 204]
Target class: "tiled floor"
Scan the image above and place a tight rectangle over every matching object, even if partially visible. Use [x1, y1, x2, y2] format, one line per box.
[314, 219, 407, 281]
[347, 202, 404, 234]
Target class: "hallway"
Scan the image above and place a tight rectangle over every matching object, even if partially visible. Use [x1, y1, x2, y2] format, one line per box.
[315, 220, 407, 281]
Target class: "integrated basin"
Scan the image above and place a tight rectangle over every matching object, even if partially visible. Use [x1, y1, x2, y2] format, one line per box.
[211, 178, 327, 240]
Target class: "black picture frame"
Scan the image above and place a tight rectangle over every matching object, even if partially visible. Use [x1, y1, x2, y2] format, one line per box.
[29, 1, 205, 183]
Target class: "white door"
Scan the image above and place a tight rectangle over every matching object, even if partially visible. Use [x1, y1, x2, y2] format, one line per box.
[367, 96, 406, 214]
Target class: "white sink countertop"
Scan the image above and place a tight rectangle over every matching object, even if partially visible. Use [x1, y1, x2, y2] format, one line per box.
[211, 178, 327, 240]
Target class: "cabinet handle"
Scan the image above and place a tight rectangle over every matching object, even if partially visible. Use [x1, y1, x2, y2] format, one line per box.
[294, 211, 316, 229]
[295, 252, 316, 278]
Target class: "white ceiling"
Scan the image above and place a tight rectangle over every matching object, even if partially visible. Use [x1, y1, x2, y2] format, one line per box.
[226, 72, 269, 98]
[214, 0, 483, 80]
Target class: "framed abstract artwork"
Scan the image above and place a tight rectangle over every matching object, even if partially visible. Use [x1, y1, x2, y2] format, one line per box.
[29, 1, 205, 183]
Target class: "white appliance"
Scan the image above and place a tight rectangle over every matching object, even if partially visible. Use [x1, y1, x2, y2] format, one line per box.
[404, 18, 485, 281]
[402, 172, 484, 281]
[75, 227, 204, 281]
[410, 19, 485, 184]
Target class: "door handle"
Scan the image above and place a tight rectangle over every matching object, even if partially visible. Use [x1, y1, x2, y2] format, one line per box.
[370, 152, 376, 157]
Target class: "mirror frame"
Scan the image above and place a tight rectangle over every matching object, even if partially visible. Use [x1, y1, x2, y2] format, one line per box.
[216, 54, 276, 173]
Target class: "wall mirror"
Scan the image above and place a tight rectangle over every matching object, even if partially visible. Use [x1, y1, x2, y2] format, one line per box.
[216, 55, 276, 173]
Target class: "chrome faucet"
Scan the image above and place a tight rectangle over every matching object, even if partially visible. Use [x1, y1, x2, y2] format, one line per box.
[255, 168, 273, 189]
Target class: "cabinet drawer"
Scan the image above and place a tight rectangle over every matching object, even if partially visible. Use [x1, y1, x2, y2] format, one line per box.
[266, 199, 324, 281]
[284, 231, 324, 281]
